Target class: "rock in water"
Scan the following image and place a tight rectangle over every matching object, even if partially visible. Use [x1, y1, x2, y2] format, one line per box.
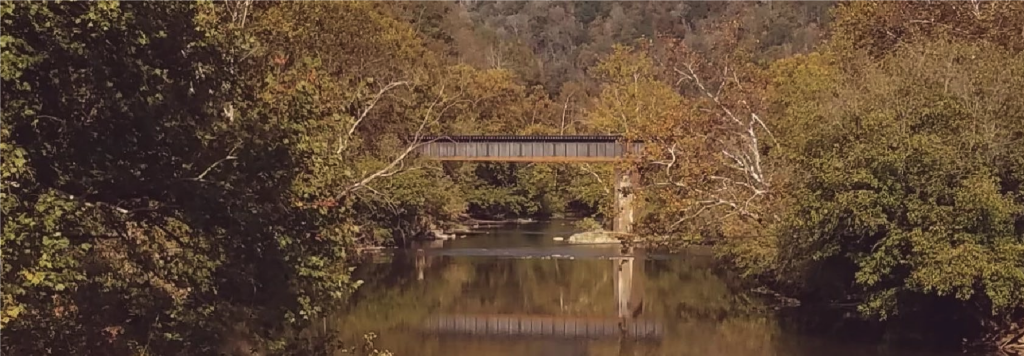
[429, 229, 454, 240]
[566, 230, 620, 244]
[552, 237, 564, 241]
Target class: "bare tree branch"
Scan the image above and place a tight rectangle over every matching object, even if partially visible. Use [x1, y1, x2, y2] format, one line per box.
[192, 142, 242, 181]
[336, 81, 457, 199]
[560, 91, 575, 135]
[580, 164, 612, 195]
[657, 63, 776, 224]
[227, 0, 254, 27]
[337, 81, 410, 154]
[650, 143, 679, 177]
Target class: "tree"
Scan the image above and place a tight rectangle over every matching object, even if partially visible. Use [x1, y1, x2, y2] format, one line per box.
[742, 2, 1024, 350]
[591, 36, 780, 250]
[768, 38, 1024, 350]
[0, 2, 306, 353]
[0, 1, 464, 353]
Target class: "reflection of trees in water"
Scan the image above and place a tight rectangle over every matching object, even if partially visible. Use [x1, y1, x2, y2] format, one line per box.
[270, 250, 939, 356]
[644, 257, 761, 318]
[453, 258, 617, 315]
[346, 256, 621, 317]
[321, 254, 803, 356]
[640, 257, 784, 356]
[336, 254, 952, 356]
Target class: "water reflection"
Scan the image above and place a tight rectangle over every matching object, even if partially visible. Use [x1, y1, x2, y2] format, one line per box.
[329, 221, 976, 356]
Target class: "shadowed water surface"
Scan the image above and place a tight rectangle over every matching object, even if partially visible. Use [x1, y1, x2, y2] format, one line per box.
[327, 220, 990, 356]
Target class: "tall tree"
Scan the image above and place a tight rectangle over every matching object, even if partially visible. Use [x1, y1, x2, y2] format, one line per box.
[757, 1, 1024, 349]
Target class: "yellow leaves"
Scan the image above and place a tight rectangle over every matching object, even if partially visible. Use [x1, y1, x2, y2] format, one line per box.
[593, 44, 654, 85]
[769, 52, 837, 92]
[1, 295, 24, 328]
[768, 52, 847, 162]
[589, 46, 691, 136]
[429, 64, 560, 135]
[954, 174, 1020, 232]
[19, 270, 44, 286]
[902, 234, 1014, 305]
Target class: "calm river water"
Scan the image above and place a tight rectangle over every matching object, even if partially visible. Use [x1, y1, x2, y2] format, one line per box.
[327, 220, 987, 356]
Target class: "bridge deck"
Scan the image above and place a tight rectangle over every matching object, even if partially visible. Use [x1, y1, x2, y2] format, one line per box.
[414, 135, 644, 162]
[423, 314, 663, 339]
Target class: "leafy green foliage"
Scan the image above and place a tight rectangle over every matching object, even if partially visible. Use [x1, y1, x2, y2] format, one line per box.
[770, 37, 1024, 324]
[0, 1, 465, 354]
[573, 217, 603, 231]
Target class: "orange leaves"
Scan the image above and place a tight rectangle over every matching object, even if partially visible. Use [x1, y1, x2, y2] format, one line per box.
[306, 69, 317, 84]
[102, 325, 123, 344]
[49, 294, 78, 320]
[271, 53, 289, 67]
[314, 199, 338, 208]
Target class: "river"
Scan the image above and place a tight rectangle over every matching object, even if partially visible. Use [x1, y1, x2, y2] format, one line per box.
[324, 220, 990, 356]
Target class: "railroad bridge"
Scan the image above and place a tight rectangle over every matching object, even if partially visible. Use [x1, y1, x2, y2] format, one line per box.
[414, 135, 644, 233]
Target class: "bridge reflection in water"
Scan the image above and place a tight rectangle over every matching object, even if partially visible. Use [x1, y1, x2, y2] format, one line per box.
[423, 314, 663, 339]
[415, 253, 660, 340]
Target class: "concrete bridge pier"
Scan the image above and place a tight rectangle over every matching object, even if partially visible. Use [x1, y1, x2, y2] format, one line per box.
[613, 169, 640, 234]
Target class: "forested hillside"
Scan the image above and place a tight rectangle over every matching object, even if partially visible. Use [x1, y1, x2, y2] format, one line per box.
[1, 1, 1022, 355]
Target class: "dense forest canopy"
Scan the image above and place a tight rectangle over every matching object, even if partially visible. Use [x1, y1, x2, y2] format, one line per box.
[1, 1, 1022, 355]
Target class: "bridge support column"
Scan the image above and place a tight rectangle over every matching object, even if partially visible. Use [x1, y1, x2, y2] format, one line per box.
[613, 169, 640, 234]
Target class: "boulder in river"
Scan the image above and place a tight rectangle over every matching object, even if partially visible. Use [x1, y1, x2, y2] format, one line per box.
[566, 230, 621, 244]
[428, 229, 455, 240]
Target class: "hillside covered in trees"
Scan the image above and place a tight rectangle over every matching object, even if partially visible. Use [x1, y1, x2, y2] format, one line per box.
[1, 1, 1022, 355]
